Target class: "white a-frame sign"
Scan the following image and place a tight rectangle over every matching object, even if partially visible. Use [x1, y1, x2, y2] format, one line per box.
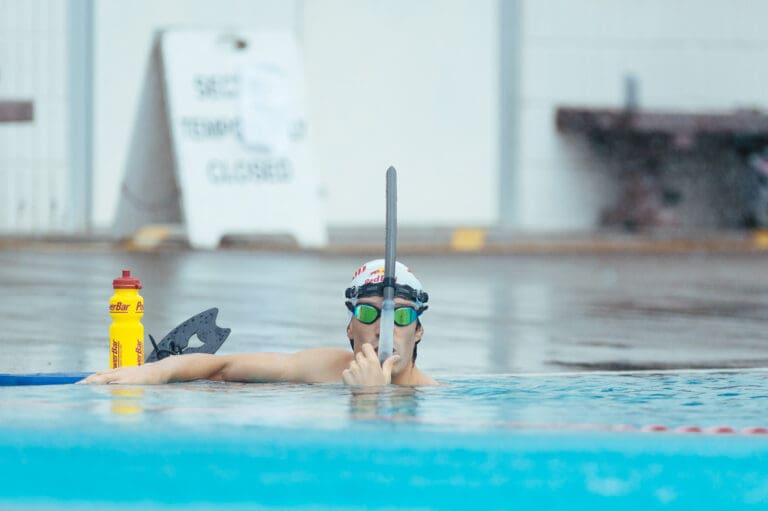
[147, 30, 326, 248]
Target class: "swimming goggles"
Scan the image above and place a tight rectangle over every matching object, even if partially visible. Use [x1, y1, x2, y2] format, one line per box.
[346, 302, 421, 327]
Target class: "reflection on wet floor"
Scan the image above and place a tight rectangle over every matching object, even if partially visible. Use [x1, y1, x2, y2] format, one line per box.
[0, 248, 767, 375]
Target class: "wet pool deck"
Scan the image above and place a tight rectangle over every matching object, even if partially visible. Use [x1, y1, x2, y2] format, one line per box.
[1, 229, 768, 376]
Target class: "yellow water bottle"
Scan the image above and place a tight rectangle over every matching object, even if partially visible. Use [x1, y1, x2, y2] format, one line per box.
[109, 270, 144, 368]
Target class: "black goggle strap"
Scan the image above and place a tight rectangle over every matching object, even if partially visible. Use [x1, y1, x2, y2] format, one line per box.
[345, 283, 429, 305]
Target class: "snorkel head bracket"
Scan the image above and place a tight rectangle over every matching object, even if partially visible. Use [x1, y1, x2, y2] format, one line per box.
[345, 282, 429, 312]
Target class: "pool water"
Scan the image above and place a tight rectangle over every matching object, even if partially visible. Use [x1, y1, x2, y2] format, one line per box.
[2, 249, 768, 509]
[1, 370, 767, 509]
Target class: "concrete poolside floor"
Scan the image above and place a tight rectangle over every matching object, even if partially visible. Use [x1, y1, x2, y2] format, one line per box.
[0, 231, 767, 376]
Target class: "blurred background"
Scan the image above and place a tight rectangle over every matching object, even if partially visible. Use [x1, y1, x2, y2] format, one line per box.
[1, 0, 768, 246]
[2, 0, 768, 376]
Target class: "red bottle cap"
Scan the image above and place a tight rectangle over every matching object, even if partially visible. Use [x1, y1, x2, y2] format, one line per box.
[113, 270, 142, 289]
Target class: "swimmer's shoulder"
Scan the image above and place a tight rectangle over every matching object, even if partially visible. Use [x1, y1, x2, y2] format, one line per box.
[401, 366, 439, 386]
[415, 372, 439, 386]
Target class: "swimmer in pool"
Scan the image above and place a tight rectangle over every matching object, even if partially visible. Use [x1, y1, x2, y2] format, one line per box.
[80, 260, 436, 387]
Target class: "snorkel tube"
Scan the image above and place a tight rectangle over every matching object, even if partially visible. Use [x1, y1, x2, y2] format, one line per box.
[378, 166, 397, 365]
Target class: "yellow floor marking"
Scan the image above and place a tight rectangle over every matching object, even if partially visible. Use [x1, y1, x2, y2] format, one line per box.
[753, 229, 768, 250]
[450, 228, 486, 252]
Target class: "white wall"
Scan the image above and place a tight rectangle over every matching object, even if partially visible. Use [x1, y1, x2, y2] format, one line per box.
[303, 0, 499, 227]
[91, 0, 296, 230]
[0, 0, 70, 233]
[90, 0, 500, 233]
[515, 0, 768, 230]
[90, 0, 768, 235]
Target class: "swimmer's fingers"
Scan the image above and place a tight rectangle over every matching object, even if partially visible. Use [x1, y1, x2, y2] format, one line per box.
[77, 369, 109, 383]
[343, 361, 363, 384]
[77, 371, 112, 384]
[381, 354, 400, 383]
[361, 343, 379, 364]
[347, 360, 360, 374]
[77, 367, 133, 384]
[342, 346, 393, 386]
[343, 359, 366, 385]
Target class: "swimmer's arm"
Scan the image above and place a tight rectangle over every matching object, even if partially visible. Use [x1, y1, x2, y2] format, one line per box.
[215, 348, 353, 384]
[79, 354, 227, 384]
[79, 348, 352, 385]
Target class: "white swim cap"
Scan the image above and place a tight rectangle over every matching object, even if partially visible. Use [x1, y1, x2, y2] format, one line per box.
[344, 259, 429, 310]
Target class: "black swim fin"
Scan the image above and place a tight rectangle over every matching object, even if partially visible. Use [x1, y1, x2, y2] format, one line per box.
[145, 308, 231, 363]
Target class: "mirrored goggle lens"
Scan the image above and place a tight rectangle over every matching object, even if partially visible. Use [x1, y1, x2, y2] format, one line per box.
[393, 306, 419, 326]
[354, 304, 380, 324]
[353, 304, 419, 326]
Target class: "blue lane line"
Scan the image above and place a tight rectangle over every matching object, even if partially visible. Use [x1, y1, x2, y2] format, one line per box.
[0, 373, 90, 386]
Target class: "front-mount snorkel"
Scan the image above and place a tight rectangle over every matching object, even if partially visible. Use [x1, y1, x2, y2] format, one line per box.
[378, 166, 398, 365]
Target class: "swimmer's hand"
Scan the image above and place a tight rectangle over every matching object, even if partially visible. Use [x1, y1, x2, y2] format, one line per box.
[77, 363, 167, 385]
[342, 343, 399, 386]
